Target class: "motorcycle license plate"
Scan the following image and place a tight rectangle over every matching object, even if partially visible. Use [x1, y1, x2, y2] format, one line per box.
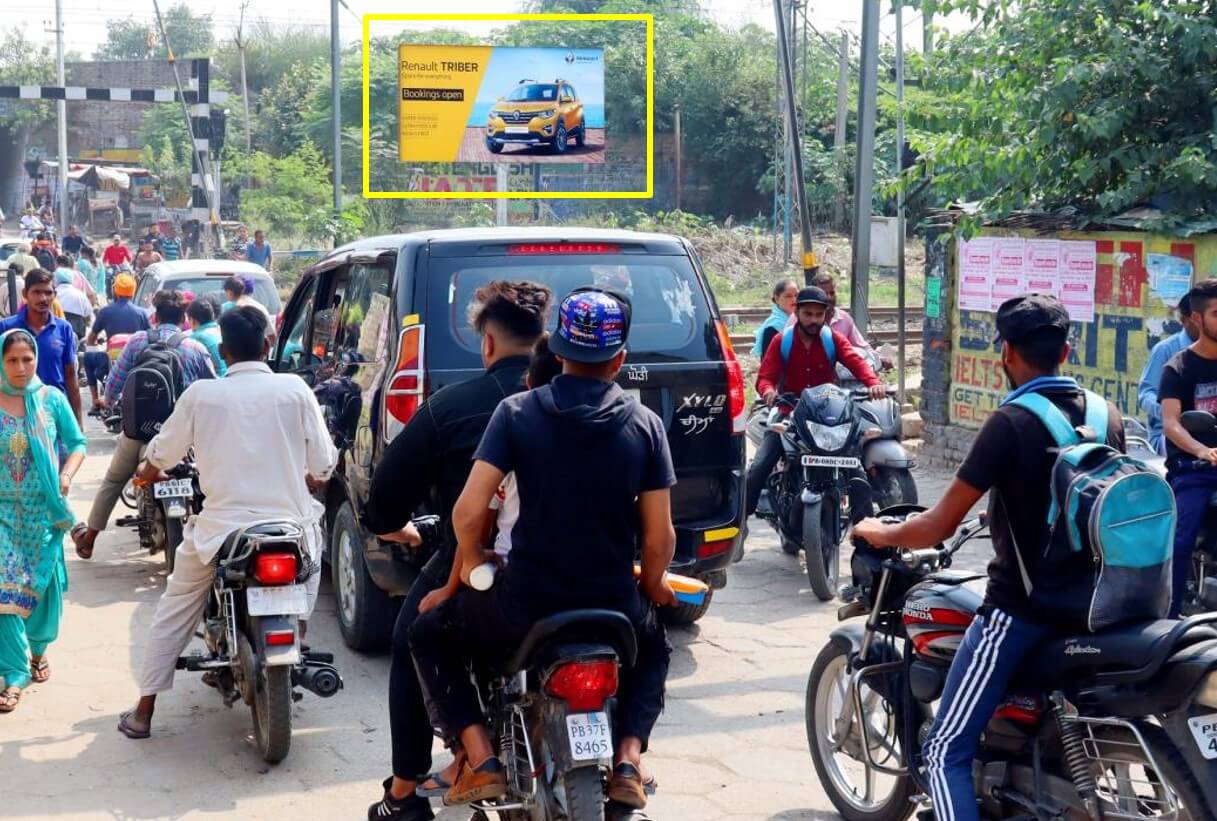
[153, 478, 193, 499]
[566, 711, 611, 761]
[1188, 713, 1217, 759]
[801, 455, 861, 469]
[506, 126, 530, 134]
[246, 584, 309, 617]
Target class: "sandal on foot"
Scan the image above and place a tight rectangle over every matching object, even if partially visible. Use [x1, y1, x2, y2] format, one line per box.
[444, 757, 506, 806]
[71, 523, 94, 560]
[30, 658, 49, 683]
[0, 687, 21, 713]
[117, 710, 151, 739]
[413, 770, 452, 798]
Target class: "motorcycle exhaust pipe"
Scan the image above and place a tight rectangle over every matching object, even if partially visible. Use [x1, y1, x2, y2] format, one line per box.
[293, 662, 343, 698]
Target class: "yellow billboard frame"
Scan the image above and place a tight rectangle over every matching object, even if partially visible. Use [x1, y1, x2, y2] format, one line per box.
[361, 13, 654, 200]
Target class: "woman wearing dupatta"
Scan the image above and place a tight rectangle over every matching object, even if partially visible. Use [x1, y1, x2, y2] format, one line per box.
[752, 278, 799, 357]
[0, 328, 86, 712]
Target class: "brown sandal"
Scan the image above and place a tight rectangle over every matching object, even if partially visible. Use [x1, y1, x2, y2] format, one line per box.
[0, 687, 22, 713]
[30, 658, 49, 683]
[71, 523, 94, 560]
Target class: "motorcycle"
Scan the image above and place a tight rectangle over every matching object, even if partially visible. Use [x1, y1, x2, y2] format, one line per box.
[117, 458, 200, 571]
[176, 520, 343, 764]
[806, 508, 1217, 821]
[750, 385, 878, 600]
[836, 348, 918, 509]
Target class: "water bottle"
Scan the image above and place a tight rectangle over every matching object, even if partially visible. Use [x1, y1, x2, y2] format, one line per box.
[469, 562, 498, 591]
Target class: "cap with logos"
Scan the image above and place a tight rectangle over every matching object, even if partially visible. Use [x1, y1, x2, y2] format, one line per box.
[795, 286, 831, 306]
[994, 293, 1071, 344]
[548, 287, 632, 364]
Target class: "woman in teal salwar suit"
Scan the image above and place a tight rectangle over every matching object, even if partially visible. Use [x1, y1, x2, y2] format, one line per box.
[0, 329, 86, 712]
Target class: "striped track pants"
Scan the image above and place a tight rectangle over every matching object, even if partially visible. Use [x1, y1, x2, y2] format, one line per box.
[921, 608, 1049, 821]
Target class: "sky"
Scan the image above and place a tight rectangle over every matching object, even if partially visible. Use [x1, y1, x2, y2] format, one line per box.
[12, 0, 973, 61]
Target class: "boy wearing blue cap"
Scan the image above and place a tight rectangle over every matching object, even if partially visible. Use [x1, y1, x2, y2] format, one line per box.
[410, 287, 677, 811]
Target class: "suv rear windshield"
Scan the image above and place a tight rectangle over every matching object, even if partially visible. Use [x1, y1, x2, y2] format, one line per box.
[135, 275, 282, 314]
[426, 253, 717, 369]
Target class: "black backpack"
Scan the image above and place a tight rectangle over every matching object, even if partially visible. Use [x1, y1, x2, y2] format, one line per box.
[122, 330, 188, 442]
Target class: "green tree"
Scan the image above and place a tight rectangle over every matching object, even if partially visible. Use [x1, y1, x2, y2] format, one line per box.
[0, 29, 55, 213]
[213, 21, 331, 101]
[910, 0, 1217, 232]
[95, 4, 215, 61]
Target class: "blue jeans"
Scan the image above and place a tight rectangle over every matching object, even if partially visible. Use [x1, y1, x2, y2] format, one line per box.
[1169, 469, 1217, 616]
[923, 608, 1050, 821]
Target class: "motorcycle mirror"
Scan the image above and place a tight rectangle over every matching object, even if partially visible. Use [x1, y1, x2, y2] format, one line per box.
[1181, 410, 1217, 437]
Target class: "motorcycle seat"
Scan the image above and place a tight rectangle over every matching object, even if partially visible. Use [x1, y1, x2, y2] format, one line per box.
[1027, 618, 1217, 685]
[495, 609, 638, 676]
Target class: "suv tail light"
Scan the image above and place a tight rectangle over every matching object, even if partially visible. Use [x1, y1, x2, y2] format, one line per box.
[714, 320, 747, 435]
[508, 243, 620, 255]
[386, 324, 426, 434]
[253, 552, 298, 585]
[544, 660, 619, 711]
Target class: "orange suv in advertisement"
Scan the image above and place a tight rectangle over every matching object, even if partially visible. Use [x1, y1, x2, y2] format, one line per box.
[486, 79, 586, 154]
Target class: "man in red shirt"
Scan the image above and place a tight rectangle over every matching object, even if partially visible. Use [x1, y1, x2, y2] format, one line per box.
[101, 234, 132, 269]
[746, 286, 886, 520]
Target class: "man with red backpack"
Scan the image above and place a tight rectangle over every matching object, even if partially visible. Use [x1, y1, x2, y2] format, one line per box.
[71, 290, 215, 560]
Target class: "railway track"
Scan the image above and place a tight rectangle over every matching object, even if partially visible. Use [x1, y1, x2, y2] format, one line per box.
[724, 305, 921, 350]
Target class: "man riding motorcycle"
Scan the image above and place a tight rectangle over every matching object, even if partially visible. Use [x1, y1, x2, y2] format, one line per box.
[71, 289, 213, 560]
[363, 280, 552, 821]
[745, 286, 885, 525]
[852, 294, 1126, 821]
[409, 288, 676, 811]
[116, 306, 338, 739]
[1139, 293, 1198, 455]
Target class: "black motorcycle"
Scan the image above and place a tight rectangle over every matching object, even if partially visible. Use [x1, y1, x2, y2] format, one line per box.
[117, 458, 200, 572]
[752, 385, 877, 601]
[177, 521, 342, 764]
[806, 509, 1217, 820]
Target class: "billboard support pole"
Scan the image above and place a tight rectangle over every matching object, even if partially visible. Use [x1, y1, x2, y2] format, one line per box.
[496, 166, 508, 226]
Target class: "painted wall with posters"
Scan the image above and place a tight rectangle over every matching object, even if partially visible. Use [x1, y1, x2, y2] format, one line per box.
[947, 230, 1217, 429]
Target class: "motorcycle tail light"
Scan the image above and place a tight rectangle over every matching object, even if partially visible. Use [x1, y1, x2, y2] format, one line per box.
[253, 552, 298, 585]
[386, 323, 426, 432]
[714, 320, 747, 435]
[544, 660, 619, 711]
[264, 629, 296, 647]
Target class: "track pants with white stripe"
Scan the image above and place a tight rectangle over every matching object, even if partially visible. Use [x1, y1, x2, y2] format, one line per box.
[922, 607, 1049, 821]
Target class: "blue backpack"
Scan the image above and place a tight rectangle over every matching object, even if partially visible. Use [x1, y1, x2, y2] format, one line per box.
[779, 324, 835, 364]
[1009, 390, 1175, 632]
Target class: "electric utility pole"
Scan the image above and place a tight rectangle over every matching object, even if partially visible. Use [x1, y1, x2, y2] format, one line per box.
[235, 1, 252, 153]
[773, 0, 818, 284]
[849, 0, 880, 332]
[331, 0, 343, 216]
[53, 0, 68, 231]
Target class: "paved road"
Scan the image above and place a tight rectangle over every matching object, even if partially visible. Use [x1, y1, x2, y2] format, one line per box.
[457, 127, 607, 163]
[3, 415, 991, 820]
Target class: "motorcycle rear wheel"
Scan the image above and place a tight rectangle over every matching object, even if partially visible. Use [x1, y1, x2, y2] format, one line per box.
[806, 641, 915, 821]
[251, 665, 292, 764]
[1089, 724, 1208, 820]
[563, 767, 606, 821]
[803, 501, 837, 601]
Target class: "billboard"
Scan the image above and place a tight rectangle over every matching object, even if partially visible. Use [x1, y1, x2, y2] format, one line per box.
[398, 44, 606, 164]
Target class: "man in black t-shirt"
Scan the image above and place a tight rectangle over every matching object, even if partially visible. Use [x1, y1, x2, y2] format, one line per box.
[1160, 278, 1217, 616]
[410, 288, 677, 811]
[853, 294, 1124, 821]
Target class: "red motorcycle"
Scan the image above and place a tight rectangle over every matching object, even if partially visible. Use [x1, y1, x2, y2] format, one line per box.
[805, 508, 1217, 821]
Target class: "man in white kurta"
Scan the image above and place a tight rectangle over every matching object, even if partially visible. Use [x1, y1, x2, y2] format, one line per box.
[117, 306, 338, 739]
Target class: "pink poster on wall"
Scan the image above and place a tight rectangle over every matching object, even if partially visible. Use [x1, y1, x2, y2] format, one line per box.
[958, 237, 995, 312]
[1024, 238, 1061, 297]
[1058, 240, 1097, 322]
[990, 237, 1027, 310]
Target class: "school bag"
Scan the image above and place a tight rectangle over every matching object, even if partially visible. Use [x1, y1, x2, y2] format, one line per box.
[122, 329, 188, 442]
[779, 324, 835, 366]
[1008, 389, 1176, 632]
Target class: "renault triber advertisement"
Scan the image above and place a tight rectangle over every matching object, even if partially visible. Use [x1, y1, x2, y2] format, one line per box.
[398, 44, 606, 163]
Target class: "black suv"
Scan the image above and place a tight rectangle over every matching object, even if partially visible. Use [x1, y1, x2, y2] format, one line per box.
[272, 228, 745, 650]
